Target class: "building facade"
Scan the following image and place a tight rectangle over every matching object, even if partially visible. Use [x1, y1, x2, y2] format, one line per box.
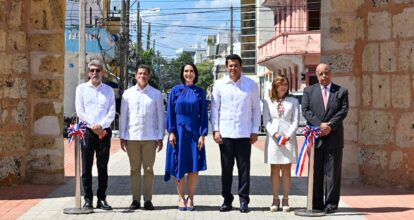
[258, 0, 321, 98]
[241, 0, 257, 75]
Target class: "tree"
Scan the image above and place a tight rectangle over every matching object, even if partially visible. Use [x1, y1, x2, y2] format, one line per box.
[161, 52, 194, 92]
[196, 60, 214, 91]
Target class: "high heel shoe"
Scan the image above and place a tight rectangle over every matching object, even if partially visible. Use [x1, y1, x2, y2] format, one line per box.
[178, 197, 186, 211]
[269, 197, 280, 212]
[186, 197, 195, 211]
[282, 197, 290, 212]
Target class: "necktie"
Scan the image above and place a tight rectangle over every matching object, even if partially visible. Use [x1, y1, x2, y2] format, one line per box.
[322, 86, 328, 110]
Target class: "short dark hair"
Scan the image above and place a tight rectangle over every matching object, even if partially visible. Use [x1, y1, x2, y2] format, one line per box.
[180, 63, 199, 84]
[225, 54, 243, 66]
[136, 64, 151, 75]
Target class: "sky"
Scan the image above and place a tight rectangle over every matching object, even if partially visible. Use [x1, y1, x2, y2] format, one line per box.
[127, 0, 241, 58]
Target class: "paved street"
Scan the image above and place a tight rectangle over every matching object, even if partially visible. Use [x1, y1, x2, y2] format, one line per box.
[18, 135, 364, 220]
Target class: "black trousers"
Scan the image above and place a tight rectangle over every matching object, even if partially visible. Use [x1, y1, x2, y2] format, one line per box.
[312, 145, 343, 210]
[81, 128, 112, 201]
[219, 138, 251, 205]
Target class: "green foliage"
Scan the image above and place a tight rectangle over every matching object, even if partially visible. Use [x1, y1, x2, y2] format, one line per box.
[161, 52, 194, 92]
[196, 60, 214, 91]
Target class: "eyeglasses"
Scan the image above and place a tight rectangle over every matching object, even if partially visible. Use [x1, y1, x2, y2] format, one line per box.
[89, 69, 101, 73]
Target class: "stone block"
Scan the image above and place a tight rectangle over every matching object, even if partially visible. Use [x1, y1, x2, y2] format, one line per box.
[3, 77, 28, 99]
[395, 0, 414, 4]
[30, 0, 65, 30]
[34, 102, 56, 121]
[33, 116, 61, 136]
[0, 157, 21, 180]
[358, 148, 388, 169]
[11, 101, 28, 127]
[398, 40, 414, 71]
[391, 75, 411, 108]
[0, 132, 26, 153]
[332, 76, 357, 107]
[389, 151, 404, 170]
[371, 0, 389, 7]
[12, 53, 29, 75]
[362, 74, 371, 107]
[320, 54, 353, 73]
[29, 34, 64, 52]
[7, 1, 23, 29]
[344, 108, 358, 142]
[30, 136, 58, 149]
[362, 43, 379, 72]
[380, 42, 396, 72]
[368, 11, 391, 41]
[396, 112, 414, 148]
[7, 31, 26, 52]
[393, 8, 414, 39]
[328, 0, 364, 12]
[0, 52, 12, 75]
[28, 148, 64, 171]
[32, 79, 63, 99]
[342, 144, 360, 179]
[321, 14, 364, 51]
[359, 110, 394, 145]
[31, 54, 64, 77]
[372, 74, 391, 108]
[0, 30, 6, 51]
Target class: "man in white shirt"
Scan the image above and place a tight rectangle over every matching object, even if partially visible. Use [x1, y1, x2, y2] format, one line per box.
[211, 54, 261, 213]
[119, 64, 164, 210]
[75, 60, 116, 210]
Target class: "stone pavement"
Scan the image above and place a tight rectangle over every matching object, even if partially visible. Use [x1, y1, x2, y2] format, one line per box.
[17, 135, 365, 220]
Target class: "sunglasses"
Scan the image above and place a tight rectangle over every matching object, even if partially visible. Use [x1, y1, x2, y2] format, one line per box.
[89, 69, 101, 73]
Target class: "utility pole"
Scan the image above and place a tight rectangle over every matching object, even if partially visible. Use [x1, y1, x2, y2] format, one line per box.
[124, 0, 130, 89]
[230, 4, 234, 55]
[119, 0, 126, 92]
[146, 23, 151, 51]
[136, 0, 140, 66]
[79, 0, 86, 83]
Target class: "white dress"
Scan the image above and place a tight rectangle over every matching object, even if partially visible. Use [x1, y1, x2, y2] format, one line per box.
[263, 96, 299, 164]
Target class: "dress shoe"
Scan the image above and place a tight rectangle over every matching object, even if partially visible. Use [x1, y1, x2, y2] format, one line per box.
[324, 207, 335, 214]
[129, 200, 140, 210]
[239, 203, 249, 213]
[83, 199, 93, 209]
[219, 203, 232, 212]
[144, 200, 155, 210]
[96, 199, 112, 210]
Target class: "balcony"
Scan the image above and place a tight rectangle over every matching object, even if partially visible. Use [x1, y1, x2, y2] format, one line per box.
[262, 0, 289, 7]
[258, 31, 320, 64]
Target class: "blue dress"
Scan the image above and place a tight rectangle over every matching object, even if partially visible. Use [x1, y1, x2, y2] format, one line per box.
[164, 84, 208, 181]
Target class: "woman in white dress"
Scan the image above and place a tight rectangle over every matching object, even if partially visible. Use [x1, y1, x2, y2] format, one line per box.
[263, 75, 299, 212]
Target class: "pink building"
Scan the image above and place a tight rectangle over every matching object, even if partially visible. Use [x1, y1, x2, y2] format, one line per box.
[257, 0, 321, 94]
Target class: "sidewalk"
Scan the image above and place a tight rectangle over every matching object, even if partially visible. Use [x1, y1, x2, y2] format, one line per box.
[0, 135, 412, 219]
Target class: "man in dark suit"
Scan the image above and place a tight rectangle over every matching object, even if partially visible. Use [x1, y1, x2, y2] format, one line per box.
[301, 63, 349, 214]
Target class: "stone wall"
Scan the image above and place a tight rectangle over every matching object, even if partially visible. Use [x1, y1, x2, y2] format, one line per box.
[322, 0, 414, 189]
[0, 0, 65, 185]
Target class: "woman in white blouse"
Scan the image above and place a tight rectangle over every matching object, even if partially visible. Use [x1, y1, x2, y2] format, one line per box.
[262, 75, 299, 212]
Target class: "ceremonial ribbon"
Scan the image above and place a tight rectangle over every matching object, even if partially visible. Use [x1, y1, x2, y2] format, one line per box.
[295, 126, 321, 176]
[67, 122, 87, 146]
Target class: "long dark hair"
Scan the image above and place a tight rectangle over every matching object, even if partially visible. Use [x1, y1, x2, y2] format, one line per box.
[180, 62, 199, 84]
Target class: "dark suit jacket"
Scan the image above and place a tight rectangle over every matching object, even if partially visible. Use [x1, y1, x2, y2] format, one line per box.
[302, 83, 349, 149]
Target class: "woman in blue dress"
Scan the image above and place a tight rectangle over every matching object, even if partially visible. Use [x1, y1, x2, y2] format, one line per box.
[164, 63, 208, 211]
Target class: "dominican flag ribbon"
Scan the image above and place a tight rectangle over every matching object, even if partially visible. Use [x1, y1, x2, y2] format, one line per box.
[67, 122, 87, 146]
[277, 135, 288, 146]
[295, 126, 322, 176]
